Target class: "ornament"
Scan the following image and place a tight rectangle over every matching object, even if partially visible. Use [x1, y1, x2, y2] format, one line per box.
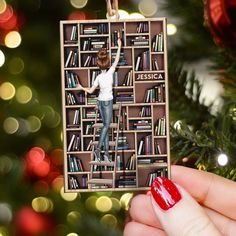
[204, 0, 236, 47]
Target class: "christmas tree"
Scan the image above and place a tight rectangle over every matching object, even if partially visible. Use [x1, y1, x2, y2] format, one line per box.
[0, 0, 235, 235]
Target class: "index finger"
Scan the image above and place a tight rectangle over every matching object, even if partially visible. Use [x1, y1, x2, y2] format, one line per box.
[171, 165, 236, 220]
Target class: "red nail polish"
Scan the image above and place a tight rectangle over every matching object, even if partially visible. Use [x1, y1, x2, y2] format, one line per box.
[151, 177, 181, 211]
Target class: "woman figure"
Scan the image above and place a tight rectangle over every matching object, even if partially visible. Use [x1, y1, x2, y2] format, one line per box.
[77, 38, 122, 162]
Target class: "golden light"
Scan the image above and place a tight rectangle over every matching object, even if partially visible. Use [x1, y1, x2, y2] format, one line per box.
[32, 197, 54, 213]
[120, 193, 133, 211]
[129, 12, 145, 19]
[167, 23, 177, 35]
[70, 0, 88, 9]
[0, 50, 5, 67]
[0, 226, 8, 236]
[67, 233, 79, 236]
[27, 115, 41, 133]
[4, 31, 21, 48]
[16, 85, 32, 104]
[60, 187, 78, 201]
[100, 214, 117, 228]
[85, 196, 97, 211]
[8, 57, 24, 74]
[118, 9, 129, 19]
[3, 117, 19, 134]
[138, 0, 157, 17]
[67, 211, 81, 225]
[0, 0, 7, 14]
[0, 82, 15, 100]
[0, 203, 12, 224]
[96, 196, 112, 213]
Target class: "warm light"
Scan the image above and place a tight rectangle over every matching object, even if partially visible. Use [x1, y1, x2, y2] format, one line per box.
[28, 147, 45, 165]
[0, 203, 12, 224]
[16, 85, 32, 104]
[52, 175, 64, 192]
[100, 214, 117, 228]
[32, 197, 54, 213]
[0, 0, 7, 14]
[5, 31, 21, 48]
[70, 0, 88, 9]
[85, 196, 97, 211]
[27, 116, 41, 133]
[111, 197, 121, 212]
[167, 23, 177, 35]
[96, 196, 112, 213]
[129, 12, 145, 19]
[120, 193, 133, 210]
[138, 0, 157, 17]
[118, 9, 129, 19]
[67, 233, 79, 236]
[0, 4, 13, 23]
[0, 82, 15, 100]
[3, 117, 19, 134]
[0, 50, 5, 67]
[60, 187, 78, 201]
[217, 153, 228, 166]
[8, 57, 24, 74]
[68, 11, 86, 20]
[67, 211, 81, 225]
[33, 159, 50, 177]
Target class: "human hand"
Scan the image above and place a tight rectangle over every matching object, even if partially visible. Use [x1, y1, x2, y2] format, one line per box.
[124, 165, 236, 236]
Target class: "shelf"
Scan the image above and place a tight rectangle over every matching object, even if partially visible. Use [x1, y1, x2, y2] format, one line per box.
[61, 18, 170, 192]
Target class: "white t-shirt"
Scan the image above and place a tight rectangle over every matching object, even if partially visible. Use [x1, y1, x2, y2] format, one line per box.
[93, 66, 115, 101]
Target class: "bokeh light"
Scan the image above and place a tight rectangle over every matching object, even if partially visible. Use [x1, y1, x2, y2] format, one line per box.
[0, 0, 7, 14]
[111, 197, 121, 212]
[100, 214, 117, 228]
[0, 155, 13, 174]
[120, 193, 133, 211]
[8, 57, 24, 74]
[129, 12, 145, 19]
[85, 196, 97, 211]
[60, 187, 78, 201]
[32, 197, 54, 213]
[0, 82, 15, 100]
[70, 0, 88, 9]
[28, 147, 45, 165]
[118, 9, 129, 19]
[68, 11, 86, 20]
[0, 50, 5, 67]
[96, 196, 112, 213]
[0, 226, 8, 236]
[167, 23, 177, 35]
[67, 233, 79, 236]
[138, 0, 157, 17]
[3, 117, 19, 134]
[0, 4, 13, 23]
[27, 116, 41, 133]
[67, 211, 81, 225]
[16, 85, 32, 104]
[52, 175, 64, 192]
[0, 203, 12, 224]
[217, 153, 228, 166]
[5, 31, 21, 48]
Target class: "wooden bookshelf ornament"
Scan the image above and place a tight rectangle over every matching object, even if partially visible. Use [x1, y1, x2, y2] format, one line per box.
[60, 3, 170, 192]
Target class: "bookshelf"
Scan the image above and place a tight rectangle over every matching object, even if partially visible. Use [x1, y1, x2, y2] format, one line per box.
[60, 18, 170, 192]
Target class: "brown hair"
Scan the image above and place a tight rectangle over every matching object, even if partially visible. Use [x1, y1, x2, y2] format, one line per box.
[96, 48, 110, 70]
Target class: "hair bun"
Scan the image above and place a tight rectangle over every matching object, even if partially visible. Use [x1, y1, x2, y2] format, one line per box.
[97, 49, 108, 60]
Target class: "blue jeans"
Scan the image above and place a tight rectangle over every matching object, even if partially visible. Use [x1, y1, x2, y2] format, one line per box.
[97, 99, 113, 151]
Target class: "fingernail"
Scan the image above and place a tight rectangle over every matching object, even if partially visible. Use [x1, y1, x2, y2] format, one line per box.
[151, 177, 181, 211]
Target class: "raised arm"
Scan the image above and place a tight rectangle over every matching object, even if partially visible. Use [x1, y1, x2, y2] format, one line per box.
[112, 38, 122, 68]
[76, 83, 97, 94]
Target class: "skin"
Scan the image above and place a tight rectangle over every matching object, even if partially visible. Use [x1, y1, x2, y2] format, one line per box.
[124, 165, 236, 236]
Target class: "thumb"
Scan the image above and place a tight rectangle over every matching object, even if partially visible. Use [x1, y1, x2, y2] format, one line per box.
[150, 177, 221, 236]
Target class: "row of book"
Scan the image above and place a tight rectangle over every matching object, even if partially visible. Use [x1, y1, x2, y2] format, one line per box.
[152, 33, 163, 52]
[131, 120, 152, 130]
[137, 135, 152, 155]
[80, 24, 108, 35]
[135, 51, 150, 71]
[83, 55, 97, 67]
[65, 25, 77, 43]
[67, 109, 80, 128]
[65, 71, 80, 88]
[65, 50, 78, 68]
[113, 69, 133, 87]
[68, 174, 88, 189]
[115, 91, 134, 103]
[130, 36, 149, 46]
[111, 52, 128, 66]
[139, 106, 151, 117]
[146, 168, 167, 186]
[144, 84, 165, 103]
[66, 92, 85, 105]
[111, 29, 124, 47]
[154, 117, 166, 136]
[81, 37, 108, 51]
[136, 22, 148, 33]
[117, 174, 136, 188]
[68, 155, 84, 172]
[138, 157, 167, 165]
[67, 133, 81, 152]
